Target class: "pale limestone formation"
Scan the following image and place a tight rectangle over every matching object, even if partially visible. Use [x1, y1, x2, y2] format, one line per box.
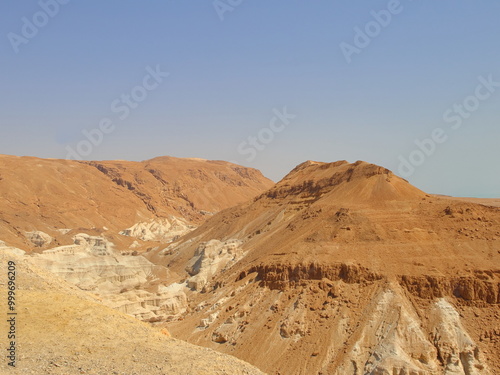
[335, 287, 439, 374]
[430, 299, 490, 375]
[30, 233, 188, 322]
[33, 234, 154, 293]
[120, 217, 196, 243]
[104, 283, 188, 322]
[186, 239, 244, 291]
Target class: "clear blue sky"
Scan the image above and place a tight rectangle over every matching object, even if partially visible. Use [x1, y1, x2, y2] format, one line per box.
[1, 1, 499, 197]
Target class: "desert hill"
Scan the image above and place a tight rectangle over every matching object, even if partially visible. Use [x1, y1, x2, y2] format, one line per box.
[267, 159, 426, 203]
[0, 154, 273, 324]
[0, 246, 265, 375]
[154, 160, 499, 277]
[155, 160, 500, 374]
[0, 154, 273, 251]
[1, 156, 499, 374]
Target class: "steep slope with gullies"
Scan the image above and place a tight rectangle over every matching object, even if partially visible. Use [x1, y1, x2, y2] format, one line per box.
[155, 160, 500, 375]
[0, 154, 273, 251]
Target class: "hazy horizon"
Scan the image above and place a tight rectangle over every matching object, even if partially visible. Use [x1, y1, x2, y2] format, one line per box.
[1, 1, 499, 198]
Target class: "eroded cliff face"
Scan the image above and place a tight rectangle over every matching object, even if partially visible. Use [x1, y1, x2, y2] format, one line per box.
[168, 263, 498, 375]
[237, 262, 384, 290]
[235, 263, 500, 306]
[400, 273, 500, 304]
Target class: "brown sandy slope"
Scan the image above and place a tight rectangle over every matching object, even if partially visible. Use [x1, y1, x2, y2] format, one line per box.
[0, 249, 265, 375]
[0, 154, 273, 251]
[156, 160, 500, 374]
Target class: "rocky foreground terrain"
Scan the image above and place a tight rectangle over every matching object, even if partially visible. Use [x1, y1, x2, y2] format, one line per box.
[0, 246, 264, 374]
[1, 155, 499, 374]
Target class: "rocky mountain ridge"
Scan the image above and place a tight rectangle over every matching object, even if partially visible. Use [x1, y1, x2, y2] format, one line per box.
[0, 154, 273, 251]
[154, 160, 500, 374]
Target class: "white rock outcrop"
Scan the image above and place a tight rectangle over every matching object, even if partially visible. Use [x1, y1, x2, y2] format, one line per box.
[33, 234, 154, 293]
[334, 289, 490, 375]
[430, 299, 490, 375]
[186, 239, 244, 291]
[30, 233, 188, 322]
[120, 217, 196, 243]
[104, 283, 188, 322]
[337, 288, 438, 374]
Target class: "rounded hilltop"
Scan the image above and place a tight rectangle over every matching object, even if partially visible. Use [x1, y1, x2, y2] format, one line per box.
[261, 159, 426, 205]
